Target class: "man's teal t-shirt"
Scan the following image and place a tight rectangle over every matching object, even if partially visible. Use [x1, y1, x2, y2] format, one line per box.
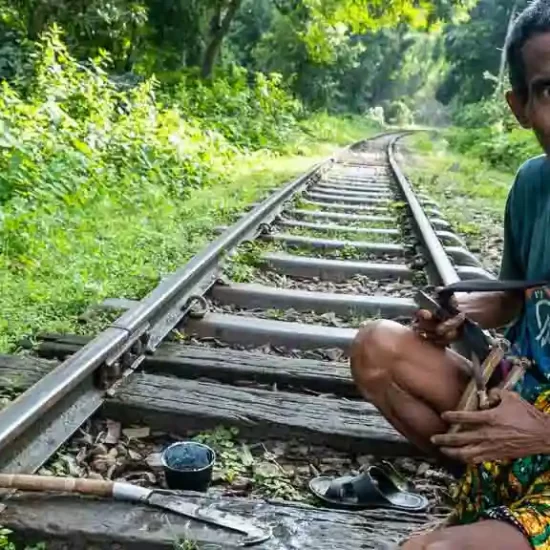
[500, 154, 550, 398]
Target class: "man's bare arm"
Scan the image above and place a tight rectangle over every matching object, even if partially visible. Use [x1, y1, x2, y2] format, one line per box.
[456, 290, 524, 330]
[414, 290, 523, 347]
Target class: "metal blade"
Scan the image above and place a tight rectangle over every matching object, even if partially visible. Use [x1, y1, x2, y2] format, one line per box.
[147, 491, 271, 546]
[462, 320, 491, 363]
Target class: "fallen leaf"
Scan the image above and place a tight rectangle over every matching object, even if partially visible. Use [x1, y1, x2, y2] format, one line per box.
[145, 452, 163, 468]
[105, 420, 121, 444]
[128, 449, 143, 461]
[254, 462, 279, 478]
[240, 444, 254, 467]
[122, 427, 150, 439]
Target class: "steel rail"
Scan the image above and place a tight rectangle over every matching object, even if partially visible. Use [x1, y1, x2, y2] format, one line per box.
[0, 132, 414, 462]
[0, 150, 343, 455]
[387, 135, 460, 287]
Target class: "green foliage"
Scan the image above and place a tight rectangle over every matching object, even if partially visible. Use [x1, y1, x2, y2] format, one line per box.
[299, 111, 381, 144]
[384, 99, 414, 126]
[0, 29, 377, 352]
[0, 529, 45, 550]
[448, 126, 540, 172]
[0, 0, 475, 112]
[299, 0, 475, 64]
[448, 98, 540, 172]
[169, 67, 303, 150]
[194, 426, 303, 501]
[438, 0, 529, 105]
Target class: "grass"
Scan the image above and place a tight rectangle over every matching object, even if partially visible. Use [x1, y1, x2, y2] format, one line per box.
[1, 120, 379, 353]
[401, 131, 515, 268]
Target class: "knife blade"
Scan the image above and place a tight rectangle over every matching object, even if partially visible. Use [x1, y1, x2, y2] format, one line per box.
[0, 475, 271, 546]
[112, 483, 272, 546]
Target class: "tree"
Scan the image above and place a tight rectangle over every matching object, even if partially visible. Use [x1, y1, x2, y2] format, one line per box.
[0, 0, 478, 80]
[202, 0, 243, 78]
[437, 0, 528, 105]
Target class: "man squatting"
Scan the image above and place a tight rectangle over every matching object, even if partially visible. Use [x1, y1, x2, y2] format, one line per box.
[352, 1, 550, 548]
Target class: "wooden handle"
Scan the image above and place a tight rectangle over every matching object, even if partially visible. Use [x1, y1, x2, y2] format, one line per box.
[501, 361, 530, 391]
[0, 474, 114, 498]
[447, 347, 505, 435]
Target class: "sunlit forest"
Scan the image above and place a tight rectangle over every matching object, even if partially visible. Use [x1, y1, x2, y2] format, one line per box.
[0, 0, 536, 353]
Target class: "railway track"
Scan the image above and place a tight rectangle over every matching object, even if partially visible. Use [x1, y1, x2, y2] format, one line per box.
[0, 132, 491, 549]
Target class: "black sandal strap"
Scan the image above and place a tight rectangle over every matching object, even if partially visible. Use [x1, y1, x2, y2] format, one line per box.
[325, 473, 384, 505]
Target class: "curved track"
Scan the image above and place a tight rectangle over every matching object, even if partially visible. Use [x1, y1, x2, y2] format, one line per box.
[0, 133, 491, 549]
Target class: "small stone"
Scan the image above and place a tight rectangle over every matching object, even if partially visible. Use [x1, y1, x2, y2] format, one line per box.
[320, 457, 348, 467]
[319, 464, 338, 474]
[75, 448, 88, 465]
[309, 464, 320, 477]
[269, 442, 287, 458]
[115, 445, 129, 458]
[425, 468, 452, 482]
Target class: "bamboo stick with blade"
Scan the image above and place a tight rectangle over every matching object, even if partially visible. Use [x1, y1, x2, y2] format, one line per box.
[446, 346, 505, 435]
[0, 474, 271, 547]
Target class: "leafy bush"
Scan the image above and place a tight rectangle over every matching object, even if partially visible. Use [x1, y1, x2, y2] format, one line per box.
[449, 98, 541, 172]
[451, 98, 512, 129]
[0, 27, 239, 263]
[299, 111, 381, 145]
[0, 26, 378, 352]
[383, 100, 414, 126]
[448, 126, 540, 172]
[168, 66, 304, 151]
[0, 528, 44, 550]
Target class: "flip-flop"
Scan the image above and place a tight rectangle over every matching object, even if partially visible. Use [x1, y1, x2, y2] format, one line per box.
[309, 465, 429, 512]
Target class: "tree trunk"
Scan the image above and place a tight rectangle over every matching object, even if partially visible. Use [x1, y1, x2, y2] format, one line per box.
[201, 0, 242, 79]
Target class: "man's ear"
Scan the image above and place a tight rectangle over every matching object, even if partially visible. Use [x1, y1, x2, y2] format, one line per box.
[506, 90, 531, 128]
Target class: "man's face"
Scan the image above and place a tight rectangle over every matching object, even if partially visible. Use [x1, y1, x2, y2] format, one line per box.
[508, 32, 550, 154]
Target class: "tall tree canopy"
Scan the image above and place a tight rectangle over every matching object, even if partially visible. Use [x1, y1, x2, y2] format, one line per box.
[0, 0, 476, 78]
[437, 0, 528, 105]
[2, 0, 525, 120]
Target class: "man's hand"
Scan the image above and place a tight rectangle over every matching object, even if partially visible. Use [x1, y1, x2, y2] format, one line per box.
[431, 389, 550, 463]
[413, 293, 465, 348]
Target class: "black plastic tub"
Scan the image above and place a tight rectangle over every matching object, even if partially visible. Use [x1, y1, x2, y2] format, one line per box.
[161, 441, 216, 492]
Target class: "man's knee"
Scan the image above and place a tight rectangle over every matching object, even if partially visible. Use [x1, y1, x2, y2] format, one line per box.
[350, 319, 409, 391]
